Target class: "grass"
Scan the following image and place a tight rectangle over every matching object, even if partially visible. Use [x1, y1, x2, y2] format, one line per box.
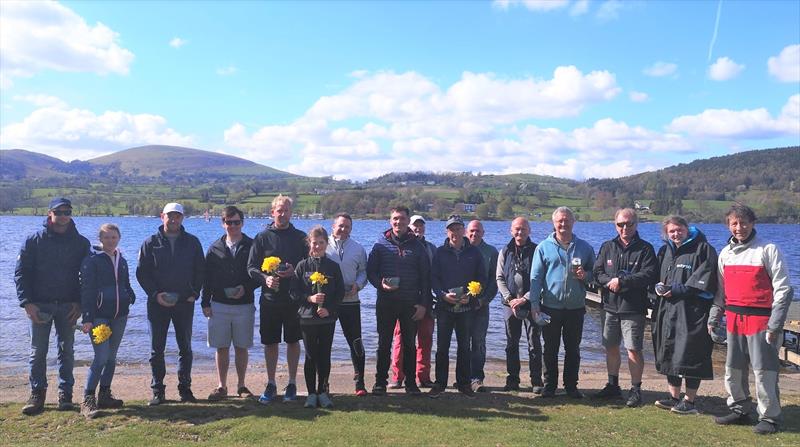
[1, 392, 798, 446]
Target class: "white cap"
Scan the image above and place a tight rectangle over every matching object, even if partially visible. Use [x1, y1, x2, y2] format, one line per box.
[409, 214, 425, 225]
[162, 202, 184, 215]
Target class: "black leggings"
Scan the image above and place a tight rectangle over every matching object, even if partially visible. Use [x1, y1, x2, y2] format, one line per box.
[301, 323, 335, 394]
[338, 304, 365, 386]
[667, 375, 701, 390]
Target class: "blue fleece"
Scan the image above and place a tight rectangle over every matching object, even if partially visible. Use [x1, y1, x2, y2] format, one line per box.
[529, 232, 596, 310]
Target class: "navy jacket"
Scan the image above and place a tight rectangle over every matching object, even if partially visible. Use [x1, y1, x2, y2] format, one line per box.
[367, 229, 431, 306]
[593, 233, 659, 315]
[80, 247, 136, 322]
[202, 234, 258, 307]
[431, 237, 487, 312]
[136, 225, 205, 303]
[247, 223, 308, 304]
[16, 218, 90, 307]
[292, 255, 345, 325]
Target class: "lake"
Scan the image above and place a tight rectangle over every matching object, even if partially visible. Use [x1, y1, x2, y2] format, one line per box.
[1, 216, 798, 371]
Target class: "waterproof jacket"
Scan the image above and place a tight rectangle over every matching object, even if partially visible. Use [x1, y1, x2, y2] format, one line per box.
[202, 234, 258, 307]
[292, 255, 344, 325]
[366, 229, 431, 306]
[326, 235, 368, 304]
[593, 233, 659, 315]
[136, 225, 205, 304]
[497, 238, 537, 305]
[80, 247, 136, 322]
[431, 237, 487, 313]
[247, 223, 308, 305]
[529, 232, 596, 311]
[474, 240, 499, 307]
[652, 227, 717, 379]
[16, 218, 90, 307]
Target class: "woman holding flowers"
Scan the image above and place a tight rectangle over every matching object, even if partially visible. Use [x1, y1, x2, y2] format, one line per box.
[78, 223, 136, 418]
[292, 226, 344, 409]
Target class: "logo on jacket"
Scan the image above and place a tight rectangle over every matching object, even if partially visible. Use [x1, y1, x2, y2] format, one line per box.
[606, 260, 613, 267]
[675, 264, 693, 271]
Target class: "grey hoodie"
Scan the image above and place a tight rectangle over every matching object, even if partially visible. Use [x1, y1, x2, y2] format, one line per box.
[326, 235, 368, 304]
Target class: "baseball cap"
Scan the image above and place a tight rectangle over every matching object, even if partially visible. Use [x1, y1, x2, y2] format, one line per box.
[410, 215, 426, 225]
[49, 197, 72, 210]
[162, 202, 185, 215]
[445, 214, 464, 229]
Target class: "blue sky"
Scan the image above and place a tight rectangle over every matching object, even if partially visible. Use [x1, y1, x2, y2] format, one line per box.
[1, 0, 798, 180]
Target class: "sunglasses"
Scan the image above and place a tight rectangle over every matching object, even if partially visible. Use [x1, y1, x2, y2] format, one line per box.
[52, 209, 72, 216]
[224, 220, 242, 226]
[616, 222, 635, 228]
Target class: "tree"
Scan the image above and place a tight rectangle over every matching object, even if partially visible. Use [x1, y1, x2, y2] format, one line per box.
[475, 203, 490, 220]
[497, 199, 514, 219]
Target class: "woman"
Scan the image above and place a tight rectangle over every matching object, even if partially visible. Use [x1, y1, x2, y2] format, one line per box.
[79, 223, 135, 419]
[292, 225, 344, 409]
[651, 215, 718, 415]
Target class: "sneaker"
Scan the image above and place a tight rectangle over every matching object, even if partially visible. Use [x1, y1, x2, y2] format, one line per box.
[428, 384, 445, 399]
[98, 388, 123, 409]
[654, 396, 680, 410]
[503, 379, 520, 392]
[405, 383, 422, 396]
[318, 392, 334, 408]
[207, 387, 227, 402]
[81, 395, 99, 419]
[148, 391, 166, 406]
[471, 380, 484, 393]
[532, 385, 544, 395]
[671, 398, 698, 415]
[355, 388, 368, 397]
[753, 420, 778, 435]
[179, 388, 198, 403]
[22, 389, 46, 416]
[565, 388, 584, 399]
[714, 411, 751, 425]
[57, 390, 74, 411]
[304, 393, 318, 408]
[593, 383, 622, 399]
[372, 384, 387, 396]
[258, 383, 277, 405]
[540, 387, 556, 398]
[626, 388, 642, 408]
[237, 386, 254, 398]
[388, 380, 403, 389]
[458, 385, 476, 399]
[419, 380, 436, 389]
[282, 383, 297, 402]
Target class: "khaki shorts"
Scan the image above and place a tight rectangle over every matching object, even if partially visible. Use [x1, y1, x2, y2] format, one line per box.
[601, 311, 645, 351]
[207, 301, 255, 349]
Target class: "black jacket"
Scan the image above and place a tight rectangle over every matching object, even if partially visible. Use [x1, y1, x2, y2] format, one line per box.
[80, 247, 136, 322]
[136, 225, 205, 304]
[202, 234, 258, 307]
[431, 238, 487, 312]
[593, 233, 659, 315]
[496, 238, 537, 306]
[247, 223, 308, 304]
[292, 255, 344, 325]
[16, 218, 90, 307]
[366, 229, 431, 306]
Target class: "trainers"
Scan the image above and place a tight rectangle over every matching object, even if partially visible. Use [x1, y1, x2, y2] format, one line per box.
[671, 398, 698, 415]
[405, 383, 422, 396]
[22, 389, 46, 416]
[148, 391, 166, 406]
[237, 386, 254, 398]
[283, 383, 297, 402]
[304, 393, 318, 408]
[565, 388, 584, 399]
[355, 388, 368, 397]
[98, 387, 123, 408]
[372, 384, 387, 396]
[258, 383, 277, 405]
[207, 387, 227, 401]
[471, 380, 484, 393]
[428, 384, 445, 399]
[753, 420, 778, 435]
[458, 385, 476, 399]
[179, 388, 198, 403]
[318, 392, 334, 408]
[81, 395, 99, 419]
[654, 396, 680, 410]
[503, 379, 520, 392]
[593, 383, 622, 399]
[540, 387, 556, 398]
[532, 385, 544, 395]
[714, 411, 751, 425]
[419, 380, 436, 389]
[388, 380, 403, 389]
[57, 390, 74, 411]
[626, 388, 642, 408]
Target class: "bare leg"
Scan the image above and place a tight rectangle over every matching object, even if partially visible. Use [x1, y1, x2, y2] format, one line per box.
[627, 349, 644, 385]
[234, 347, 248, 388]
[265, 344, 278, 383]
[606, 345, 621, 376]
[668, 384, 681, 399]
[685, 387, 698, 401]
[216, 347, 230, 389]
[287, 341, 300, 383]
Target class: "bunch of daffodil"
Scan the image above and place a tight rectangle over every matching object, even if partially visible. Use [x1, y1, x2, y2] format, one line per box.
[261, 256, 282, 274]
[467, 281, 482, 297]
[91, 324, 112, 345]
[310, 271, 328, 310]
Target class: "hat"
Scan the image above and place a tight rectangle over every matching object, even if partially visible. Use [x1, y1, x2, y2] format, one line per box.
[410, 215, 426, 225]
[162, 202, 185, 215]
[49, 197, 72, 210]
[445, 214, 464, 229]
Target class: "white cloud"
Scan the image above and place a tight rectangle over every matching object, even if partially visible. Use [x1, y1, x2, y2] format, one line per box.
[169, 37, 188, 49]
[570, 0, 590, 16]
[0, 99, 193, 159]
[493, 0, 570, 12]
[629, 91, 649, 103]
[767, 44, 800, 82]
[596, 0, 623, 22]
[667, 94, 800, 139]
[13, 94, 67, 108]
[643, 61, 678, 77]
[0, 1, 134, 88]
[708, 56, 745, 81]
[216, 66, 238, 76]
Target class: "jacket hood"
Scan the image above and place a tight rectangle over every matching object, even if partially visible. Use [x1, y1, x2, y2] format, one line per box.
[382, 228, 416, 244]
[42, 217, 79, 237]
[666, 226, 706, 252]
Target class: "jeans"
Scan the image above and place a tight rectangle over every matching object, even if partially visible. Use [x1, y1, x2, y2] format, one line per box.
[301, 323, 336, 394]
[503, 305, 543, 386]
[541, 306, 585, 391]
[375, 299, 417, 387]
[85, 316, 128, 394]
[470, 304, 490, 381]
[337, 304, 365, 386]
[28, 302, 76, 392]
[148, 300, 194, 392]
[435, 309, 474, 388]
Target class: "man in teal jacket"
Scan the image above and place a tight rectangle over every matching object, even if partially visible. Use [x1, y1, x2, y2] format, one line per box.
[529, 207, 596, 398]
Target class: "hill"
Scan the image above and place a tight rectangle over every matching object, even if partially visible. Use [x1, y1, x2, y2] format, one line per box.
[0, 149, 72, 179]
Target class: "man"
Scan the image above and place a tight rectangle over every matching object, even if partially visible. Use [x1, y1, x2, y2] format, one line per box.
[710, 204, 793, 435]
[326, 213, 369, 396]
[137, 202, 205, 405]
[466, 219, 498, 393]
[367, 206, 430, 396]
[496, 217, 543, 393]
[530, 207, 596, 398]
[428, 215, 486, 398]
[390, 214, 436, 389]
[16, 198, 90, 415]
[202, 206, 259, 401]
[592, 208, 658, 407]
[247, 195, 307, 404]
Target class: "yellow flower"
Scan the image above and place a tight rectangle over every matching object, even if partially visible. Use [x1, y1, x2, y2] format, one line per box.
[310, 271, 328, 286]
[91, 324, 112, 345]
[467, 281, 482, 297]
[261, 256, 281, 273]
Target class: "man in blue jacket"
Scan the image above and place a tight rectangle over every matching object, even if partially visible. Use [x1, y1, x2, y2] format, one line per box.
[16, 198, 90, 415]
[137, 202, 205, 405]
[530, 207, 596, 398]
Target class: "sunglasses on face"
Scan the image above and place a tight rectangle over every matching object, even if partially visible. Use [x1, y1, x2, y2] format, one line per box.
[616, 222, 635, 228]
[52, 209, 72, 216]
[224, 220, 242, 226]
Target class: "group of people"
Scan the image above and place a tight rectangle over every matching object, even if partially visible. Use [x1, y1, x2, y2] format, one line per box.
[15, 196, 793, 435]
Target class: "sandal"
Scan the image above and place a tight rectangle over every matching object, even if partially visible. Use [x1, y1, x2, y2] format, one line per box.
[207, 387, 227, 401]
[237, 386, 254, 398]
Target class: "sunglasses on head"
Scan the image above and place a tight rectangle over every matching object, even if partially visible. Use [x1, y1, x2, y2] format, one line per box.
[52, 209, 72, 216]
[224, 219, 242, 226]
[616, 222, 635, 228]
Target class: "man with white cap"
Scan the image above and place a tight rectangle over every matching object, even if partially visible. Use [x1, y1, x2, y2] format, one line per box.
[137, 202, 205, 405]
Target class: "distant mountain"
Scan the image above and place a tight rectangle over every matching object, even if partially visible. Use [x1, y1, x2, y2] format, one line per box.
[0, 149, 72, 179]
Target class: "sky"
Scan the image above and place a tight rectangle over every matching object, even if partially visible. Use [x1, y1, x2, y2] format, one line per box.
[0, 0, 798, 181]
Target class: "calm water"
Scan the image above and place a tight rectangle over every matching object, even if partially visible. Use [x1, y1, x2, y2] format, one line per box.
[1, 216, 797, 371]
